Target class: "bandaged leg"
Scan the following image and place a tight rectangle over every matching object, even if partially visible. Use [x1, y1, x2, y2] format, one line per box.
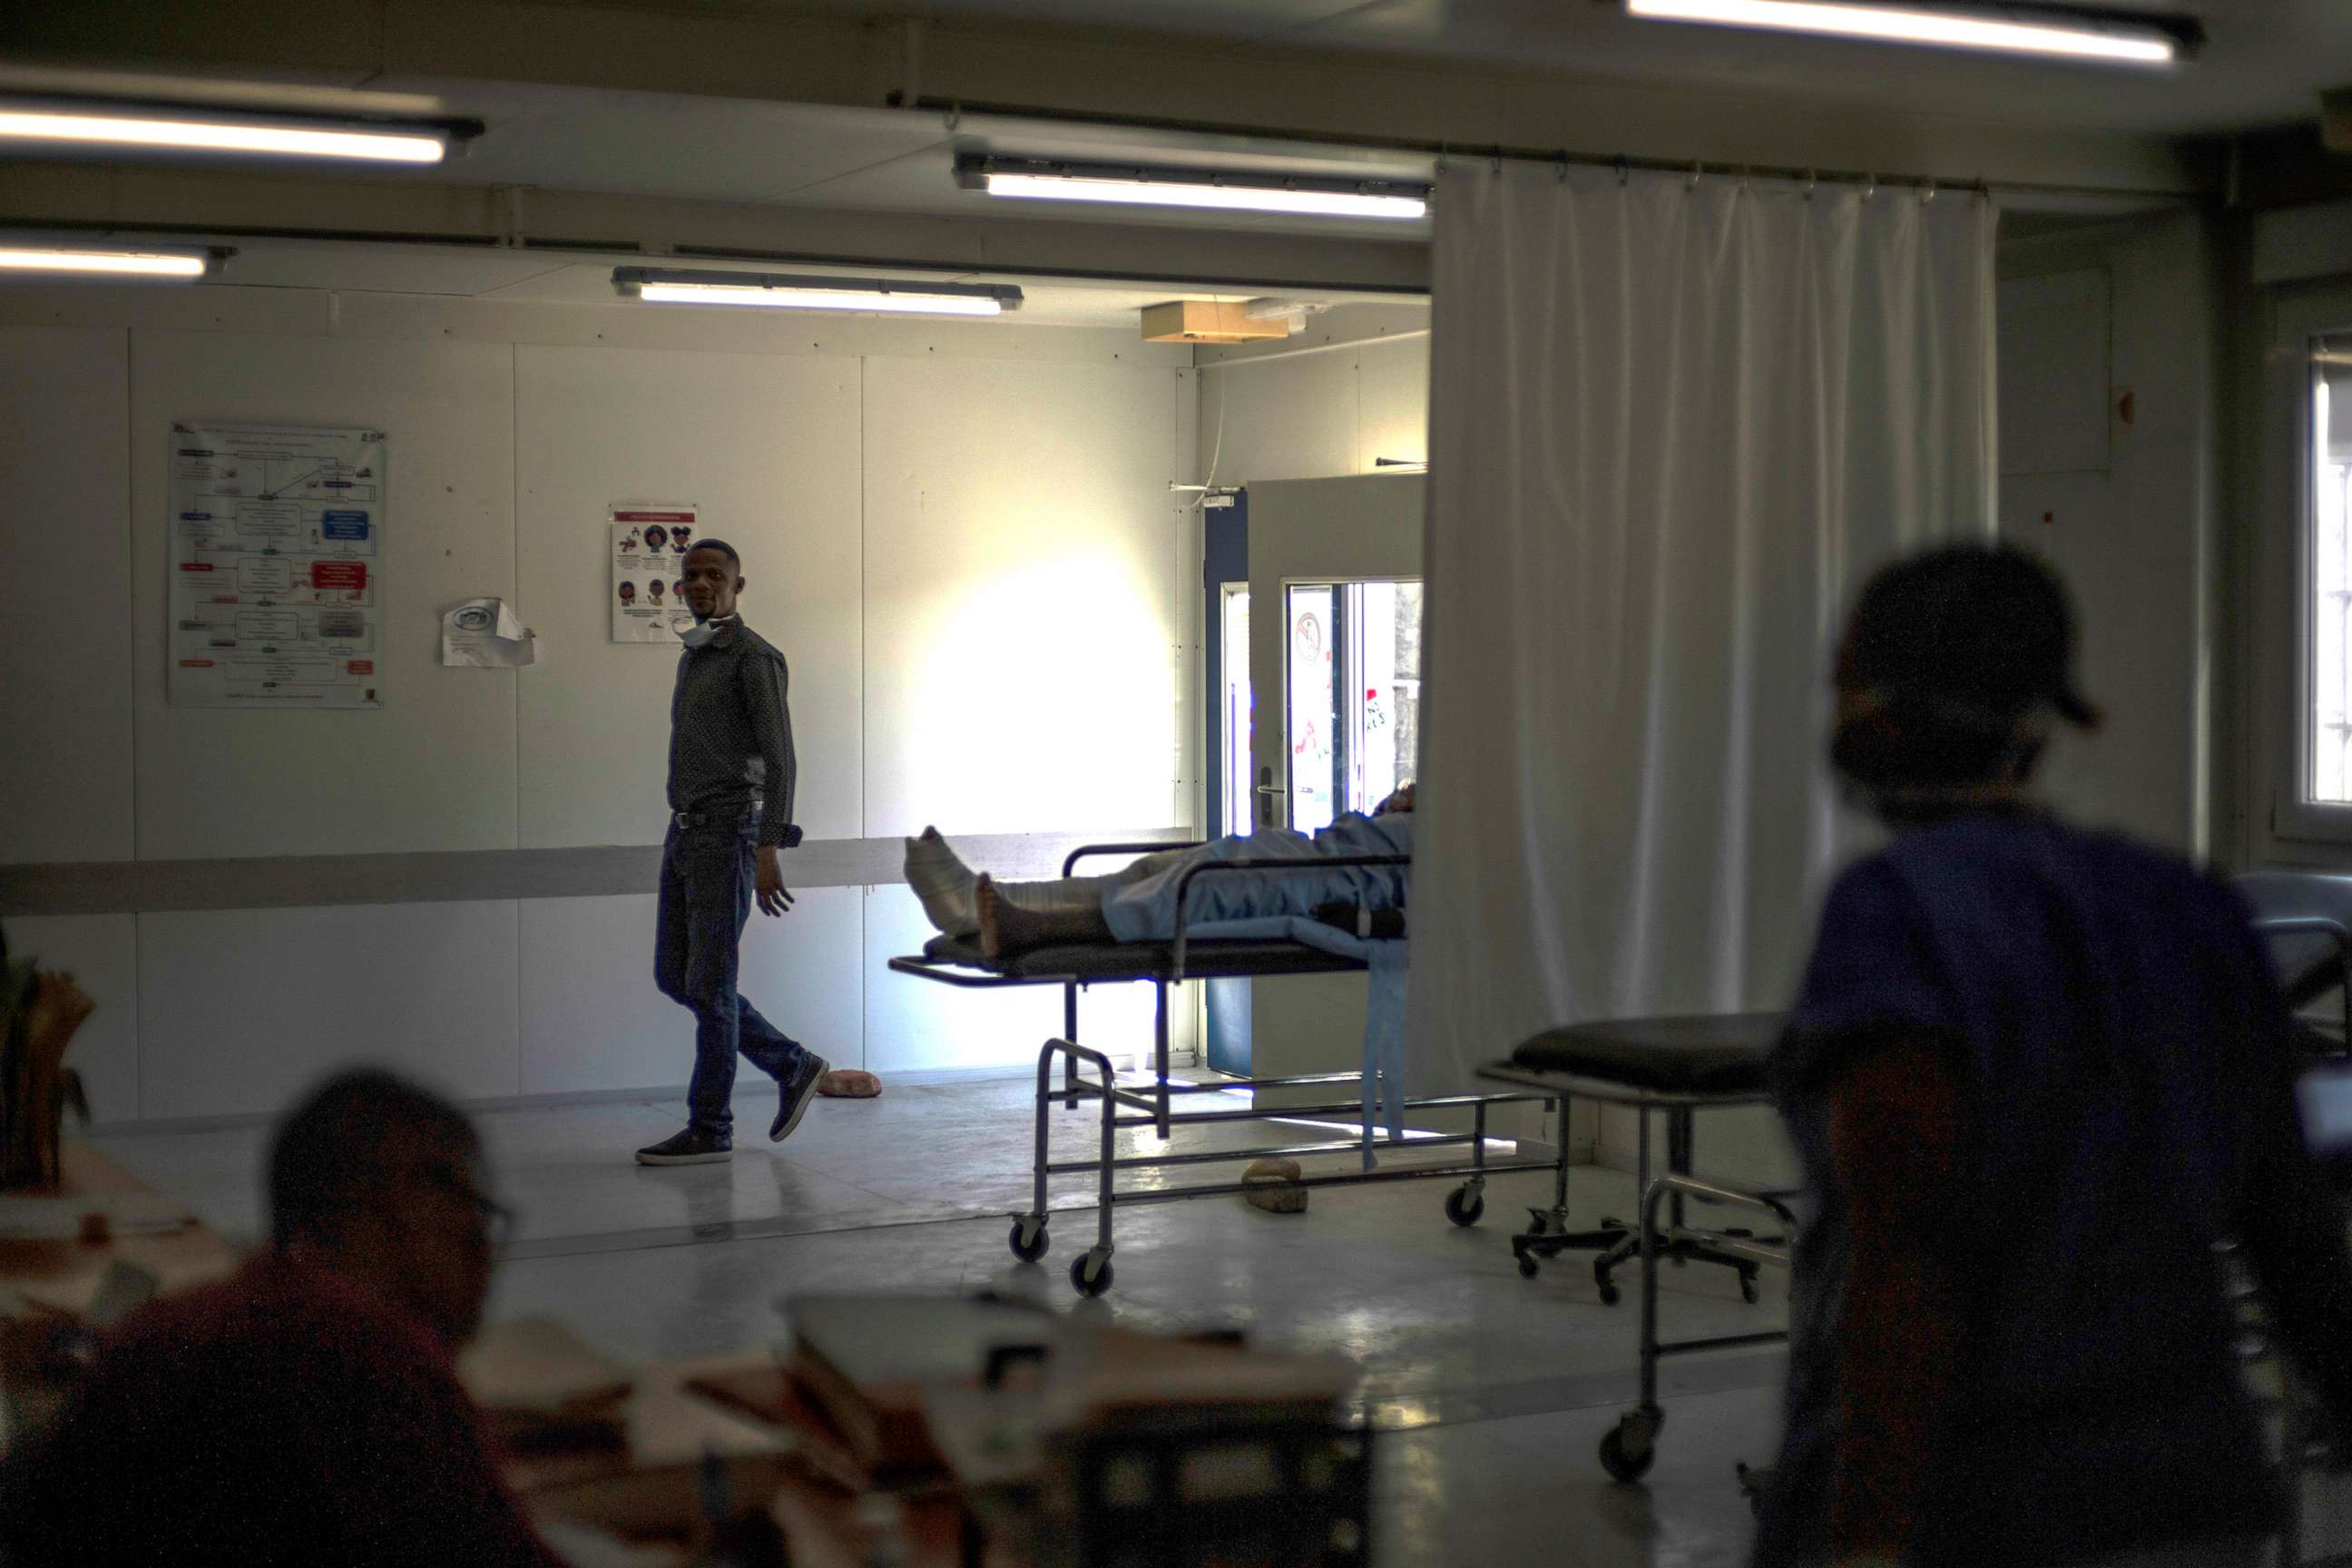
[978, 874, 1114, 959]
[904, 827, 982, 936]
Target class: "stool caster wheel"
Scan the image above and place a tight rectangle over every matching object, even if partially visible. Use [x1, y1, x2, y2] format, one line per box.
[1445, 1185, 1485, 1227]
[1008, 1216, 1049, 1264]
[1070, 1251, 1114, 1298]
[1517, 1254, 1541, 1280]
[1739, 1269, 1759, 1305]
[1595, 1259, 1621, 1306]
[1599, 1410, 1659, 1483]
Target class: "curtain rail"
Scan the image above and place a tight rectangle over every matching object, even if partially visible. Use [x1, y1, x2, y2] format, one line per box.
[905, 94, 2205, 205]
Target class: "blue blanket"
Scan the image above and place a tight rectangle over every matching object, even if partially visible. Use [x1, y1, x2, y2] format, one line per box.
[1099, 813, 1411, 943]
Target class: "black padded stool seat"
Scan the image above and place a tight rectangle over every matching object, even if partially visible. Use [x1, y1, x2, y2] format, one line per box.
[1509, 1012, 1786, 1097]
[919, 933, 1362, 982]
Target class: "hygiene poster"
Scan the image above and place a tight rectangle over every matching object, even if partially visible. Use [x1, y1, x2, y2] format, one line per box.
[168, 421, 386, 709]
[610, 504, 698, 644]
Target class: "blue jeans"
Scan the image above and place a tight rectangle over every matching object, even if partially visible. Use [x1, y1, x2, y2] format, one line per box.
[654, 818, 809, 1138]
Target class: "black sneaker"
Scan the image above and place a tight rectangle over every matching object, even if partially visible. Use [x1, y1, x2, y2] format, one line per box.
[635, 1126, 732, 1165]
[769, 1052, 831, 1142]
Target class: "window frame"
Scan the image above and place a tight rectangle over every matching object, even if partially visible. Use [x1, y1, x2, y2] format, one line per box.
[2269, 287, 2352, 845]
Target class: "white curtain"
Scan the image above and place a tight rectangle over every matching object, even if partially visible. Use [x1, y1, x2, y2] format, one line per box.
[1406, 163, 1996, 1085]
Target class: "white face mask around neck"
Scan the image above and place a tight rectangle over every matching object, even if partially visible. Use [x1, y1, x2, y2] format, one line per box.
[679, 613, 735, 650]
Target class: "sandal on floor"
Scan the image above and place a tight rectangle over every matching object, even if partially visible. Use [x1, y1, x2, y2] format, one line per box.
[817, 1069, 882, 1099]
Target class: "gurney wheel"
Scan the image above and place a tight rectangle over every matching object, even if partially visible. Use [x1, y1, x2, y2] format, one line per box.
[1070, 1252, 1114, 1298]
[1516, 1254, 1541, 1280]
[1008, 1217, 1050, 1264]
[1599, 1420, 1656, 1483]
[1444, 1186, 1485, 1227]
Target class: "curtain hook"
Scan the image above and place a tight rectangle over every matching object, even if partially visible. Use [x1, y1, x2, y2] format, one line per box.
[1556, 151, 1571, 184]
[1862, 173, 1877, 202]
[1614, 154, 1631, 189]
[1923, 178, 1938, 204]
[1492, 147, 1504, 176]
[1804, 169, 1818, 201]
[1686, 160, 1702, 191]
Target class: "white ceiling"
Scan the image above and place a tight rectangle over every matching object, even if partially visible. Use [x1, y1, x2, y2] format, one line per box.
[630, 0, 2352, 139]
[206, 237, 1427, 328]
[371, 82, 1441, 242]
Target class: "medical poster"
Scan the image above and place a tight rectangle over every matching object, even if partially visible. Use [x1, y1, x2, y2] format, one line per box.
[168, 421, 386, 710]
[610, 505, 698, 644]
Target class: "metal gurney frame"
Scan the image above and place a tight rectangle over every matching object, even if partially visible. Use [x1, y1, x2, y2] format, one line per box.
[1480, 1019, 1795, 1483]
[887, 839, 1568, 1298]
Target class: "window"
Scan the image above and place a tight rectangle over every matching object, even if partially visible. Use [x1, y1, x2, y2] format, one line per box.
[2314, 339, 2352, 803]
[1284, 579, 1423, 833]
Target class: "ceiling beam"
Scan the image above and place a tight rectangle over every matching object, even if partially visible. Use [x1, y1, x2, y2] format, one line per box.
[0, 162, 1434, 294]
[3, 0, 2211, 198]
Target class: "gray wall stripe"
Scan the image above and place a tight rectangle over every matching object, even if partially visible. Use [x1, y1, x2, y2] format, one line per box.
[0, 828, 1194, 918]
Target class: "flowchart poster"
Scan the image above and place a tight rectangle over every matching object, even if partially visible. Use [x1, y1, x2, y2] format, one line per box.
[169, 422, 386, 709]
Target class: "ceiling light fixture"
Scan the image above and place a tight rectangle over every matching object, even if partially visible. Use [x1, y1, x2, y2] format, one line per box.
[613, 268, 1023, 317]
[0, 245, 211, 280]
[0, 100, 466, 162]
[1622, 0, 2199, 65]
[959, 156, 1430, 221]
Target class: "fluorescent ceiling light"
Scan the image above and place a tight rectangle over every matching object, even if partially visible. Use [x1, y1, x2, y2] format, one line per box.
[961, 157, 1430, 221]
[0, 247, 208, 279]
[0, 103, 455, 162]
[1623, 0, 2197, 64]
[614, 268, 1023, 317]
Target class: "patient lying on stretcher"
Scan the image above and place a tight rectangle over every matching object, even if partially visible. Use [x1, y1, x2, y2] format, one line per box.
[905, 785, 1415, 958]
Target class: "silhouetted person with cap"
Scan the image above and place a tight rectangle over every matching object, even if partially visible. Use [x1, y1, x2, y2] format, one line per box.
[1756, 543, 2352, 1568]
[0, 1070, 563, 1567]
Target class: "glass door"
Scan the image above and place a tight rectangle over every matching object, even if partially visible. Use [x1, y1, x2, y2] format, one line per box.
[1284, 578, 1423, 831]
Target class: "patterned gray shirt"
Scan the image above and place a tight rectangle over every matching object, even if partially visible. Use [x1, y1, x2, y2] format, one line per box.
[666, 618, 799, 847]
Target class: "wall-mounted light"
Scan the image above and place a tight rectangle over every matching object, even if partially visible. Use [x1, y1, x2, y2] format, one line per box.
[958, 156, 1430, 221]
[0, 244, 212, 280]
[613, 267, 1023, 317]
[0, 99, 472, 162]
[1622, 0, 2199, 65]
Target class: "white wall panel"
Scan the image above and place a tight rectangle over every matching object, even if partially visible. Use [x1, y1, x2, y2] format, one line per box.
[0, 327, 132, 863]
[1998, 270, 2110, 476]
[138, 900, 520, 1118]
[862, 356, 1182, 837]
[1199, 355, 1357, 485]
[514, 346, 863, 848]
[1357, 338, 1432, 472]
[861, 886, 1159, 1074]
[519, 886, 863, 1094]
[5, 915, 138, 1122]
[129, 332, 518, 859]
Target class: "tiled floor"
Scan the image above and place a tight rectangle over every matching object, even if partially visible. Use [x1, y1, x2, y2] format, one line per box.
[97, 1074, 1802, 1566]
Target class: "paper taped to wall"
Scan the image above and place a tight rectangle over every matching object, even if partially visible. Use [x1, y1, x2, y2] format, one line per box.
[442, 598, 536, 668]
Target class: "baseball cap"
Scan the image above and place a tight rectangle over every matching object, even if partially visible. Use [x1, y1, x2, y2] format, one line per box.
[1838, 542, 2101, 734]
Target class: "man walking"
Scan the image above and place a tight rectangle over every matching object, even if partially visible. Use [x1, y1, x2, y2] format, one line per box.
[636, 539, 829, 1165]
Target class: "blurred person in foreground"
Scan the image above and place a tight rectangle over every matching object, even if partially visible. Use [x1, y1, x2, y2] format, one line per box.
[0, 1069, 565, 1567]
[1756, 543, 2352, 1568]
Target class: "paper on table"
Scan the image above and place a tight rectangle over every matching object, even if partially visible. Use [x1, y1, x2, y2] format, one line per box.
[0, 1190, 196, 1240]
[459, 1316, 634, 1416]
[442, 597, 537, 668]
